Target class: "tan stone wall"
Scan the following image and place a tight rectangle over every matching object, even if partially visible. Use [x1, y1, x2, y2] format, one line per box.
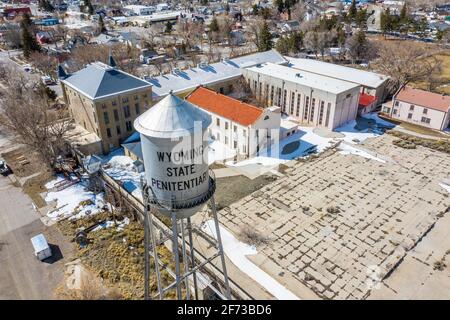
[62, 83, 152, 154]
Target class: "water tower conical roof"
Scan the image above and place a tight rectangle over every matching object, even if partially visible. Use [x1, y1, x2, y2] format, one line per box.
[134, 93, 212, 138]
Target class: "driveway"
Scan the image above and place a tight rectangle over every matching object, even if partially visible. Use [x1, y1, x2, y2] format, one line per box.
[0, 173, 74, 299]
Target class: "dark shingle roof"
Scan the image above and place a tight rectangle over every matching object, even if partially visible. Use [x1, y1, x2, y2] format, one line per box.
[62, 62, 151, 100]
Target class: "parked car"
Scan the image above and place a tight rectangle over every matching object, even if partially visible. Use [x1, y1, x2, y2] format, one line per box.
[23, 64, 32, 72]
[0, 159, 10, 175]
[41, 75, 53, 85]
[30, 234, 52, 261]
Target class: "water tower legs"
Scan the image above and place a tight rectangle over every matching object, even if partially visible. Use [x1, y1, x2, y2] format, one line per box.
[142, 195, 232, 300]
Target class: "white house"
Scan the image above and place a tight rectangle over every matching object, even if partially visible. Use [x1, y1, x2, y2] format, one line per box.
[382, 87, 450, 131]
[186, 87, 282, 159]
[242, 63, 361, 130]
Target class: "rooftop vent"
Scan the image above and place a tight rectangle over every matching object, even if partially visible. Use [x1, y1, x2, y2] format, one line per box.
[295, 73, 302, 78]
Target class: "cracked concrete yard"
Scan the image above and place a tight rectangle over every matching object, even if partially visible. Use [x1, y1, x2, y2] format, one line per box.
[219, 134, 449, 300]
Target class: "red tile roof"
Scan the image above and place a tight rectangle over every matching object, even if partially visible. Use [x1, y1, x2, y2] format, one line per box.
[396, 87, 450, 113]
[358, 93, 377, 108]
[186, 87, 263, 126]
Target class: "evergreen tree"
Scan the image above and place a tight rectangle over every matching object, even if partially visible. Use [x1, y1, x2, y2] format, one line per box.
[258, 21, 273, 52]
[39, 0, 54, 12]
[80, 0, 94, 15]
[399, 3, 407, 22]
[20, 14, 40, 59]
[225, 2, 230, 14]
[348, 0, 357, 21]
[347, 30, 370, 63]
[209, 16, 219, 33]
[252, 4, 259, 16]
[275, 0, 284, 14]
[165, 21, 173, 34]
[380, 8, 392, 37]
[98, 14, 107, 33]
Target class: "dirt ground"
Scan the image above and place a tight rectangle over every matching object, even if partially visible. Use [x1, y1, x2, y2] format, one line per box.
[2, 147, 46, 178]
[214, 174, 278, 211]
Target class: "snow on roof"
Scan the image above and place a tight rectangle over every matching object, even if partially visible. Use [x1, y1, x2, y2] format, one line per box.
[285, 57, 389, 89]
[149, 50, 287, 99]
[247, 63, 360, 94]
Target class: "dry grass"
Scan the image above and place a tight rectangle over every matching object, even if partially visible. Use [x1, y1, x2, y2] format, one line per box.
[59, 216, 180, 300]
[22, 170, 54, 208]
[2, 147, 47, 178]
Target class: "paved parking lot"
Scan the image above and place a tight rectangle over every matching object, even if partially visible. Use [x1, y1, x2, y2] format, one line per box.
[219, 134, 450, 299]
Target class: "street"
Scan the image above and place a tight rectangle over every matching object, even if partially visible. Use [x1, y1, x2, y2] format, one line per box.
[0, 131, 74, 299]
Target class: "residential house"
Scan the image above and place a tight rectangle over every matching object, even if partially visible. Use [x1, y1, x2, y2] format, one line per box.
[382, 87, 450, 131]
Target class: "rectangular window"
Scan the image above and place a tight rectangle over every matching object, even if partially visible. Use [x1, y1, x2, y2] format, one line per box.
[243, 130, 246, 137]
[122, 97, 129, 103]
[216, 118, 220, 126]
[325, 103, 331, 127]
[225, 122, 229, 130]
[103, 112, 109, 125]
[101, 103, 107, 109]
[217, 132, 220, 141]
[233, 141, 237, 149]
[410, 105, 414, 111]
[290, 92, 295, 114]
[233, 125, 237, 133]
[423, 108, 428, 114]
[225, 136, 228, 145]
[135, 103, 140, 115]
[243, 145, 247, 153]
[393, 109, 398, 115]
[270, 86, 274, 103]
[126, 121, 132, 131]
[277, 88, 282, 107]
[296, 94, 301, 117]
[309, 98, 316, 122]
[407, 113, 413, 119]
[106, 128, 112, 138]
[123, 105, 131, 118]
[394, 101, 399, 106]
[254, 80, 257, 92]
[304, 97, 309, 120]
[282, 89, 287, 111]
[116, 125, 121, 135]
[113, 109, 119, 121]
[319, 101, 325, 125]
[134, 95, 138, 100]
[220, 87, 224, 94]
[421, 117, 431, 124]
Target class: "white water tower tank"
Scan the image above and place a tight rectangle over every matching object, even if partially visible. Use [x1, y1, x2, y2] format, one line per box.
[134, 93, 213, 218]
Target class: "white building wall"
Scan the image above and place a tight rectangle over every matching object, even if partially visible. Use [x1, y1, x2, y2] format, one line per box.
[243, 70, 361, 130]
[391, 99, 448, 130]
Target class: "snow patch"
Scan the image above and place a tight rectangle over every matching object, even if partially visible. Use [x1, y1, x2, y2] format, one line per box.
[439, 183, 450, 194]
[202, 220, 299, 300]
[338, 143, 386, 163]
[45, 180, 105, 221]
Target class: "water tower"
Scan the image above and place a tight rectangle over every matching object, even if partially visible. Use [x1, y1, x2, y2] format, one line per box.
[135, 93, 231, 300]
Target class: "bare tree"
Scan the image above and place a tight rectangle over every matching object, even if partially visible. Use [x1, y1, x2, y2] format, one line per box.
[373, 42, 443, 94]
[0, 65, 71, 165]
[29, 51, 58, 78]
[291, 2, 308, 23]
